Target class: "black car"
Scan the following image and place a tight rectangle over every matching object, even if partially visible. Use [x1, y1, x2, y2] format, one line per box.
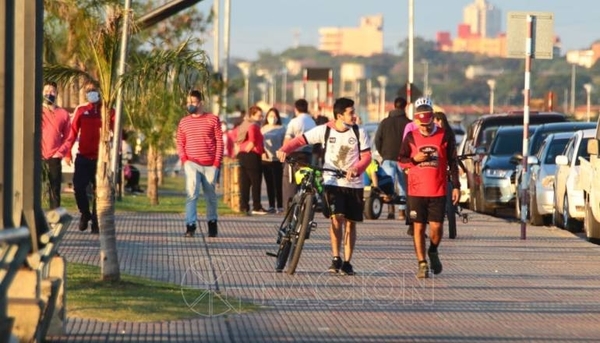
[460, 111, 567, 213]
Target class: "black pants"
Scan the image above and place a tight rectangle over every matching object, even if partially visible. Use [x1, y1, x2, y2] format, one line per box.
[262, 161, 283, 209]
[238, 152, 263, 212]
[282, 151, 311, 212]
[43, 158, 62, 209]
[125, 165, 142, 191]
[73, 155, 97, 219]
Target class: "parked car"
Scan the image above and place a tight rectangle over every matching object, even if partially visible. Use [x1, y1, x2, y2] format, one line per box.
[460, 111, 567, 212]
[457, 137, 470, 205]
[514, 121, 596, 219]
[526, 132, 572, 226]
[473, 126, 535, 214]
[553, 129, 596, 231]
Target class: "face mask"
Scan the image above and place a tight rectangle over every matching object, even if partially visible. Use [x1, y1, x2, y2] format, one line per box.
[267, 117, 276, 125]
[221, 124, 227, 131]
[86, 91, 100, 103]
[44, 94, 56, 104]
[187, 105, 198, 114]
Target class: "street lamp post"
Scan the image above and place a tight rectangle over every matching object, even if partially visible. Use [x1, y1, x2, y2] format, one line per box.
[584, 83, 593, 122]
[422, 59, 429, 95]
[237, 61, 251, 111]
[487, 79, 496, 114]
[377, 75, 387, 121]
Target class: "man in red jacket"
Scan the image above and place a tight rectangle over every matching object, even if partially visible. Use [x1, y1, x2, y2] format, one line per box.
[65, 82, 115, 234]
[398, 97, 460, 279]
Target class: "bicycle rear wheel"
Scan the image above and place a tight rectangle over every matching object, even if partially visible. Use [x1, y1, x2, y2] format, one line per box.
[287, 195, 314, 275]
[275, 203, 297, 272]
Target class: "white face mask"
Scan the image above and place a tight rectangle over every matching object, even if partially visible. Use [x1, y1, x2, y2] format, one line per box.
[86, 91, 100, 103]
[267, 117, 276, 125]
[221, 124, 227, 132]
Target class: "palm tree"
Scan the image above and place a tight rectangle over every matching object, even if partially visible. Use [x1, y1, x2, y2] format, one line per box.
[121, 42, 210, 205]
[44, 1, 131, 281]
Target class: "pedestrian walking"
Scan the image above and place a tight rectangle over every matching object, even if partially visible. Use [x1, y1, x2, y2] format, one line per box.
[65, 82, 114, 233]
[398, 97, 460, 278]
[261, 107, 286, 213]
[277, 97, 372, 275]
[176, 90, 224, 237]
[41, 81, 71, 210]
[374, 96, 411, 220]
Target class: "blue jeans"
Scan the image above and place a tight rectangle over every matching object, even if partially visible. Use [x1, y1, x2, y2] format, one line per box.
[380, 160, 406, 197]
[184, 162, 219, 225]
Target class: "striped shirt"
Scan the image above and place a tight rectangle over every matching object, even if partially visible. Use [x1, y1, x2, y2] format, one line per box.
[176, 113, 224, 168]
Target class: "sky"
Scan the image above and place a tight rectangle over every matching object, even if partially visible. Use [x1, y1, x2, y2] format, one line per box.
[194, 0, 599, 60]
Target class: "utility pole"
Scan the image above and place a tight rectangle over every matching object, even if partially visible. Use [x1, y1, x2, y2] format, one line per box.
[221, 0, 230, 115]
[212, 0, 220, 116]
[407, 0, 414, 118]
[570, 64, 576, 114]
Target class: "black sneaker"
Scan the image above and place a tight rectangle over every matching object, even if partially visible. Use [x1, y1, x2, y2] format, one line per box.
[428, 251, 443, 275]
[184, 223, 196, 238]
[328, 256, 342, 273]
[78, 213, 91, 231]
[387, 212, 395, 220]
[339, 261, 355, 276]
[208, 220, 218, 237]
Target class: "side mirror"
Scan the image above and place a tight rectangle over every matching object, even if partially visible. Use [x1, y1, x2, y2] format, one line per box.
[555, 155, 568, 166]
[509, 153, 524, 165]
[475, 146, 487, 155]
[527, 156, 539, 165]
[588, 139, 599, 156]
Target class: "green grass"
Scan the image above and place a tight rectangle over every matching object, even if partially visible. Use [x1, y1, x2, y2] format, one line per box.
[67, 262, 259, 322]
[58, 175, 239, 215]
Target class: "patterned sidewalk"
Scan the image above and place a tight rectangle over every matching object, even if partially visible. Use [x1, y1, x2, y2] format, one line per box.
[48, 210, 600, 342]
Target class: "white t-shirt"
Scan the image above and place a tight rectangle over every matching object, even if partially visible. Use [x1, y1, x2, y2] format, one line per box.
[303, 124, 371, 189]
[285, 112, 316, 154]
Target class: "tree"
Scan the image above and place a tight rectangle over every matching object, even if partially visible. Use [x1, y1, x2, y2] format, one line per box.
[121, 42, 210, 205]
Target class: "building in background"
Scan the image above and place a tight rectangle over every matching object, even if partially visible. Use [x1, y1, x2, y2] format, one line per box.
[319, 15, 383, 57]
[463, 0, 501, 38]
[566, 42, 600, 68]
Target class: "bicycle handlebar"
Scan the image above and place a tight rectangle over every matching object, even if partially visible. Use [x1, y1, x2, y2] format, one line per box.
[285, 157, 347, 178]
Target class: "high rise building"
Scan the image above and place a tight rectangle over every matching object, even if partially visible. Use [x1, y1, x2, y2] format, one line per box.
[463, 0, 501, 38]
[319, 15, 383, 57]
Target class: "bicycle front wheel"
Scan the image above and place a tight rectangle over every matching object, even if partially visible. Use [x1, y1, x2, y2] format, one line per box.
[275, 203, 297, 272]
[287, 194, 314, 275]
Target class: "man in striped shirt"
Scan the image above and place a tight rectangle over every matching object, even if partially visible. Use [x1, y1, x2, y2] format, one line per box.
[176, 90, 224, 238]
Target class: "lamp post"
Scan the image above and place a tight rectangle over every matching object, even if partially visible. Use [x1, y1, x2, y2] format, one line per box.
[570, 64, 577, 114]
[584, 83, 593, 122]
[281, 67, 288, 112]
[487, 79, 496, 114]
[377, 75, 387, 121]
[237, 61, 251, 111]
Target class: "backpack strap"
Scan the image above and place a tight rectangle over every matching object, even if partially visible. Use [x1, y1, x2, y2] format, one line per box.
[322, 124, 361, 161]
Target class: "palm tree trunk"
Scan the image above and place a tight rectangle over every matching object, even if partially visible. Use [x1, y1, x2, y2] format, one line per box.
[157, 153, 164, 186]
[147, 144, 160, 205]
[97, 106, 120, 281]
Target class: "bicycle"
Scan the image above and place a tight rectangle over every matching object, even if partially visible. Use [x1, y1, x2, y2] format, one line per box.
[266, 158, 345, 275]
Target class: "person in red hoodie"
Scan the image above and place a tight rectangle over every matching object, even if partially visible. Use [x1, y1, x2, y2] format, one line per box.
[64, 82, 115, 234]
[398, 97, 460, 279]
[277, 97, 371, 276]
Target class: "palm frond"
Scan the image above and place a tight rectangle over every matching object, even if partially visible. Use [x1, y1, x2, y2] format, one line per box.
[43, 64, 96, 86]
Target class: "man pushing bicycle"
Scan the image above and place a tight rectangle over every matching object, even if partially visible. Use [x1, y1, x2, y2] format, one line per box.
[277, 97, 372, 275]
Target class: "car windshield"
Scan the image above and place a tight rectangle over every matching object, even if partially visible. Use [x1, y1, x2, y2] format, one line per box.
[575, 137, 592, 165]
[490, 130, 524, 155]
[544, 138, 570, 164]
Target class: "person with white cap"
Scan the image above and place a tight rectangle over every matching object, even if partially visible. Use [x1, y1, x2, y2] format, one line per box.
[398, 97, 460, 279]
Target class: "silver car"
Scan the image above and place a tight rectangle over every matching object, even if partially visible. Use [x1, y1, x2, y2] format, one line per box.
[527, 132, 572, 226]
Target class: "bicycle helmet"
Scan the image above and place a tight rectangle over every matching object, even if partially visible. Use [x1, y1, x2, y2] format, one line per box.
[414, 97, 433, 108]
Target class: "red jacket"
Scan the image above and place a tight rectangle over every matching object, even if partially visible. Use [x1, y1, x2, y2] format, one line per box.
[66, 102, 115, 160]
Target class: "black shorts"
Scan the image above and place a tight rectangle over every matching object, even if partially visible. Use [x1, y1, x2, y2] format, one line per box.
[323, 186, 364, 222]
[407, 196, 446, 224]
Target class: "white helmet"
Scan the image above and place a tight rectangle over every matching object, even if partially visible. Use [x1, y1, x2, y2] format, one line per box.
[415, 97, 433, 108]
